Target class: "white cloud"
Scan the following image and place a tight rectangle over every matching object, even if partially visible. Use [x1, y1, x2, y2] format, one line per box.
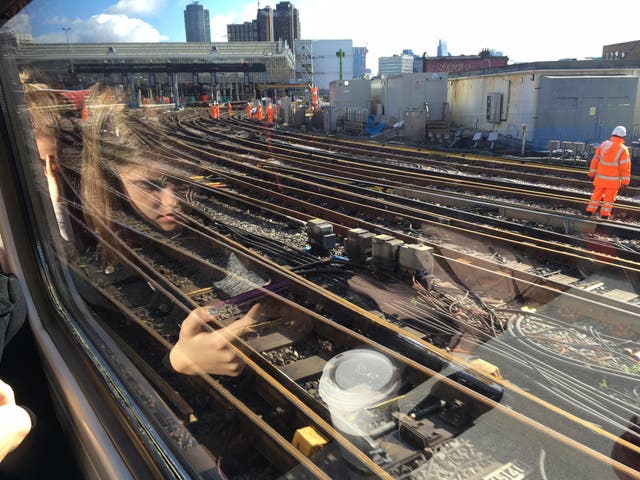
[0, 13, 32, 35]
[35, 14, 168, 43]
[105, 0, 166, 16]
[209, 14, 233, 41]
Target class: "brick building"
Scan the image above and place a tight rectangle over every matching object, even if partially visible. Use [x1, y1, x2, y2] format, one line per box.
[423, 49, 508, 73]
[602, 40, 640, 61]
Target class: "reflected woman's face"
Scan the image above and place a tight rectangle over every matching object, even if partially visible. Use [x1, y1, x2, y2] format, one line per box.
[35, 131, 57, 161]
[118, 164, 184, 233]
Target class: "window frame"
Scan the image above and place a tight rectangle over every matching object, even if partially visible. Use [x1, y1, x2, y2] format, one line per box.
[0, 34, 206, 479]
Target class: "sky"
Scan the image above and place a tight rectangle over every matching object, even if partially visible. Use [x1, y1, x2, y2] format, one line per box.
[3, 0, 640, 75]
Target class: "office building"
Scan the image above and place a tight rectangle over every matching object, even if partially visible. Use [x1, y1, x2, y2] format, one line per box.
[295, 39, 353, 91]
[227, 6, 275, 43]
[227, 21, 257, 42]
[226, 2, 303, 48]
[412, 56, 423, 73]
[602, 40, 640, 61]
[378, 54, 414, 77]
[184, 2, 211, 43]
[402, 48, 422, 73]
[273, 1, 300, 49]
[437, 39, 448, 57]
[353, 46, 368, 78]
[257, 6, 274, 42]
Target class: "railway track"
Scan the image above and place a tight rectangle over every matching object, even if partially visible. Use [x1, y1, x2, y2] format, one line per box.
[61, 185, 640, 480]
[130, 112, 640, 309]
[207, 115, 640, 204]
[52, 107, 640, 479]
[220, 115, 640, 196]
[170, 112, 640, 240]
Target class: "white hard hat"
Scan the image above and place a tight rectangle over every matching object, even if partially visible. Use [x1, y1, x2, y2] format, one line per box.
[612, 125, 626, 137]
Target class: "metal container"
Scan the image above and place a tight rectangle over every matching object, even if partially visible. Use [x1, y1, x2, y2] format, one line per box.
[404, 109, 427, 142]
[547, 140, 561, 152]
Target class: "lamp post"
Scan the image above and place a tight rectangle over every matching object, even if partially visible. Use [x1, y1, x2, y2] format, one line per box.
[336, 48, 345, 81]
[62, 27, 74, 75]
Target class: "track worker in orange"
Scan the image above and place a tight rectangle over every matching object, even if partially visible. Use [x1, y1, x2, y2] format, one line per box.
[585, 126, 631, 219]
[255, 103, 264, 121]
[266, 102, 274, 123]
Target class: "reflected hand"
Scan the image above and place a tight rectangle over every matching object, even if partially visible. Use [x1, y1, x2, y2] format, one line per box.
[169, 305, 259, 376]
[0, 379, 32, 462]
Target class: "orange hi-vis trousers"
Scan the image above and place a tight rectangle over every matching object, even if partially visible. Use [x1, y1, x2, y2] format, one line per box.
[586, 185, 619, 217]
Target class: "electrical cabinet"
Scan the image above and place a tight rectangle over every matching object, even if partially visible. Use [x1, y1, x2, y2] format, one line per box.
[486, 92, 503, 123]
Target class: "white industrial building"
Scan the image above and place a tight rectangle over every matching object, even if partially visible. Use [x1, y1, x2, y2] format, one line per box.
[326, 78, 371, 133]
[326, 73, 448, 140]
[379, 73, 448, 125]
[447, 60, 640, 150]
[295, 39, 354, 92]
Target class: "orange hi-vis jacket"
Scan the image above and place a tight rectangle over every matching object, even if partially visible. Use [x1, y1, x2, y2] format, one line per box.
[255, 104, 264, 121]
[589, 136, 631, 188]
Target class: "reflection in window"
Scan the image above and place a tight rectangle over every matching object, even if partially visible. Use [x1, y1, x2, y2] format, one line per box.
[1, 3, 639, 478]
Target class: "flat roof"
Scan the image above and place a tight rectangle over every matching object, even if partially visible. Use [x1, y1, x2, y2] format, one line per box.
[448, 59, 640, 77]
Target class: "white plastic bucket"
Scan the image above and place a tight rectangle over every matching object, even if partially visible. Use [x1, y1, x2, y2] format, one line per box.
[319, 349, 400, 436]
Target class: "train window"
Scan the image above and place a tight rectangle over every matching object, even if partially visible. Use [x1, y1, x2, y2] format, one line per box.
[1, 1, 639, 479]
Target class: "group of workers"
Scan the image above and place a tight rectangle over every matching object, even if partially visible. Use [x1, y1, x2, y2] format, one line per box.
[210, 102, 233, 120]
[210, 101, 275, 124]
[245, 101, 275, 123]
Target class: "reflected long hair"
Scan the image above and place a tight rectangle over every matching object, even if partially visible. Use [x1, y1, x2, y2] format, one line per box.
[80, 84, 141, 260]
[22, 85, 60, 143]
[21, 71, 64, 164]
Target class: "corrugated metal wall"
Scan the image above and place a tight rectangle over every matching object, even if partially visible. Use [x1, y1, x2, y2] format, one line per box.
[536, 76, 637, 149]
[382, 73, 448, 123]
[448, 68, 640, 152]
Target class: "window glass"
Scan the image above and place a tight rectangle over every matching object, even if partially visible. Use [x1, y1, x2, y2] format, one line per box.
[1, 2, 639, 479]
